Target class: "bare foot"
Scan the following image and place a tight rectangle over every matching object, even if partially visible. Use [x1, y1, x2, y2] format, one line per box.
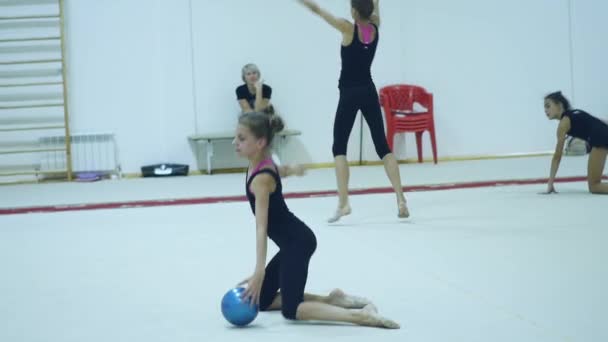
[398, 201, 409, 218]
[327, 289, 372, 309]
[327, 204, 351, 223]
[357, 304, 400, 329]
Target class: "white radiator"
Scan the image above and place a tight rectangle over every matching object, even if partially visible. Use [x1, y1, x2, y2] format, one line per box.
[39, 132, 121, 177]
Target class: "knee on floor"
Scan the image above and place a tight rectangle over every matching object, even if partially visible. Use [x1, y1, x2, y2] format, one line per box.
[587, 180, 608, 194]
[588, 182, 603, 194]
[281, 306, 298, 320]
[588, 179, 599, 193]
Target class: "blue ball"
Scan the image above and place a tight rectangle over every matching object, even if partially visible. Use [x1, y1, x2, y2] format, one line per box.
[221, 287, 259, 326]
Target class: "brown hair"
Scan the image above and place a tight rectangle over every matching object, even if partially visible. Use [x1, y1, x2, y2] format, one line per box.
[351, 0, 374, 20]
[545, 91, 572, 111]
[239, 112, 284, 146]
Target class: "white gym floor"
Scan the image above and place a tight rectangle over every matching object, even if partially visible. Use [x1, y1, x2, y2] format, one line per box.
[1, 156, 606, 342]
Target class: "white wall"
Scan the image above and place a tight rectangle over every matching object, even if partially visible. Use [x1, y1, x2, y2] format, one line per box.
[190, 0, 359, 168]
[65, 0, 196, 173]
[570, 0, 608, 118]
[362, 0, 572, 161]
[61, 0, 604, 174]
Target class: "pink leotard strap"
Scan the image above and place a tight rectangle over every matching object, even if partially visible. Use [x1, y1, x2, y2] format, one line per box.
[251, 158, 274, 175]
[359, 23, 374, 44]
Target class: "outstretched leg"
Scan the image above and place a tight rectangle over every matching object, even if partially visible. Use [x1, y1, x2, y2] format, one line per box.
[360, 86, 409, 218]
[296, 302, 400, 329]
[381, 153, 409, 218]
[264, 288, 371, 311]
[329, 88, 359, 222]
[267, 288, 399, 329]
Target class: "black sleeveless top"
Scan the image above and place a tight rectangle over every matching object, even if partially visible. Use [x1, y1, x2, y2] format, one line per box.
[338, 23, 379, 89]
[246, 167, 304, 247]
[561, 109, 608, 148]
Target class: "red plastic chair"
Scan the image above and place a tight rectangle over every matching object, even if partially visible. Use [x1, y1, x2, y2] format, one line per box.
[379, 84, 438, 164]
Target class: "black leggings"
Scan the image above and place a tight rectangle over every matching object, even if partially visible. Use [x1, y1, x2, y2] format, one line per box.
[259, 223, 317, 320]
[332, 84, 391, 159]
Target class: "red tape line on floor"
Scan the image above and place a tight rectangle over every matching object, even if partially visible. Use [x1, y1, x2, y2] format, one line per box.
[1, 175, 604, 215]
